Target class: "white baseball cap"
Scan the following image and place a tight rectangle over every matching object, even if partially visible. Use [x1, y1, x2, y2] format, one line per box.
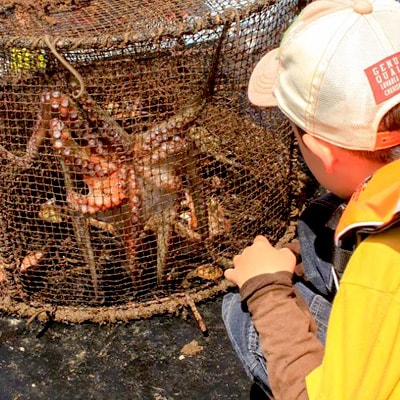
[248, 0, 400, 150]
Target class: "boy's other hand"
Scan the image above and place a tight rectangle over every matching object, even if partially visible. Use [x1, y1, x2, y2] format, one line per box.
[224, 235, 296, 288]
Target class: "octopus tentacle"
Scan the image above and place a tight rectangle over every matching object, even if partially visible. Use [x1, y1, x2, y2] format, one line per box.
[0, 91, 51, 169]
[47, 91, 128, 214]
[122, 168, 143, 286]
[76, 93, 133, 158]
[133, 98, 204, 158]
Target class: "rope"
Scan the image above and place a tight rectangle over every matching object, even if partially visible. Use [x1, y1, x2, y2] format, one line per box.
[43, 34, 85, 99]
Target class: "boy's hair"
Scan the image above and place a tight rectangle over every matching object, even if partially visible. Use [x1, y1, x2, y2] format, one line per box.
[352, 103, 400, 163]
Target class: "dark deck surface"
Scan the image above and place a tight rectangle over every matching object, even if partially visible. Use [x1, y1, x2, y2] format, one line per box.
[0, 293, 258, 400]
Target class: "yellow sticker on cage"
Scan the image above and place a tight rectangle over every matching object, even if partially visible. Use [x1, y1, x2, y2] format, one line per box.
[10, 48, 47, 72]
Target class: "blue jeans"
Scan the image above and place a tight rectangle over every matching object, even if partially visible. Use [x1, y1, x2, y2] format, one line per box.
[222, 193, 343, 395]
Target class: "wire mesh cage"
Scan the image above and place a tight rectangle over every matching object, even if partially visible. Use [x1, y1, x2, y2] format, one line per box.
[0, 0, 315, 323]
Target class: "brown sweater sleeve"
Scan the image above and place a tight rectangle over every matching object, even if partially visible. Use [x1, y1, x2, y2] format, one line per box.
[240, 272, 324, 400]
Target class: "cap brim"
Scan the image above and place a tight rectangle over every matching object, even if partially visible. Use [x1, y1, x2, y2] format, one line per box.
[248, 48, 279, 107]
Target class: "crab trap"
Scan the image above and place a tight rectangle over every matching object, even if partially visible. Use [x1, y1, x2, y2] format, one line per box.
[0, 0, 314, 323]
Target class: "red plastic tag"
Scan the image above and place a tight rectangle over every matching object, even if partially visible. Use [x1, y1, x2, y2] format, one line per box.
[365, 52, 400, 104]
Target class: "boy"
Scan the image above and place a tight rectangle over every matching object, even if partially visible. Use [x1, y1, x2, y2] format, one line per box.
[222, 0, 400, 399]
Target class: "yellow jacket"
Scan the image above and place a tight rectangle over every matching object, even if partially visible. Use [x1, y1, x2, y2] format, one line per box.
[306, 159, 400, 399]
[242, 159, 400, 399]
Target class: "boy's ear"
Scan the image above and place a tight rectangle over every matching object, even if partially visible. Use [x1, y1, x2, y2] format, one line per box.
[302, 134, 336, 174]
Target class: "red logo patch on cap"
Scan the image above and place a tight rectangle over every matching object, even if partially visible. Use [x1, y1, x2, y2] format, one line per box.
[365, 52, 400, 104]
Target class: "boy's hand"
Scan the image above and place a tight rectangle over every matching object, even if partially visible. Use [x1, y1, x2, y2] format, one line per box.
[224, 235, 297, 288]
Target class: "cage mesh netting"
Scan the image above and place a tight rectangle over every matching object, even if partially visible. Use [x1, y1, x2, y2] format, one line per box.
[0, 0, 315, 323]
